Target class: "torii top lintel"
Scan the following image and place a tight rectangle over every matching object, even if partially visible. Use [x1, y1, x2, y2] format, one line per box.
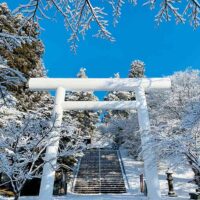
[28, 78, 171, 91]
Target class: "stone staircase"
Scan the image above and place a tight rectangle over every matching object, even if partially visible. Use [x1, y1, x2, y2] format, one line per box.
[73, 149, 126, 194]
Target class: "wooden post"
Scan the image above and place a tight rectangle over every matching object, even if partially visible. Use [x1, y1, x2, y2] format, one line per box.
[140, 174, 144, 193]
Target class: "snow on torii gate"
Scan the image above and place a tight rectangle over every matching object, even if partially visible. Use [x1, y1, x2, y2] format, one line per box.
[29, 77, 171, 200]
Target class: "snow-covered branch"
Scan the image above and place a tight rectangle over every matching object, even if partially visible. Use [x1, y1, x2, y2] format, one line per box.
[11, 0, 200, 52]
[0, 32, 35, 51]
[0, 112, 86, 199]
[0, 64, 26, 107]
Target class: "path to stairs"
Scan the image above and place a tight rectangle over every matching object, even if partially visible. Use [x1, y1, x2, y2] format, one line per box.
[73, 149, 126, 194]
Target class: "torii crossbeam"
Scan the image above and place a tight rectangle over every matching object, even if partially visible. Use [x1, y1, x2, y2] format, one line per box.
[29, 77, 171, 200]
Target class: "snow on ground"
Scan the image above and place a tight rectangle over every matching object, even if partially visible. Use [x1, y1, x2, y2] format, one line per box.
[159, 162, 196, 199]
[1, 149, 196, 200]
[120, 149, 196, 200]
[0, 195, 193, 200]
[0, 194, 146, 200]
[119, 149, 144, 195]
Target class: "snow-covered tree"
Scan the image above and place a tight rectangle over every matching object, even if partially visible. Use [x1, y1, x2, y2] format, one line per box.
[10, 0, 200, 52]
[98, 115, 140, 156]
[104, 60, 145, 120]
[103, 72, 133, 121]
[0, 5, 86, 199]
[0, 3, 51, 112]
[129, 60, 145, 78]
[0, 6, 57, 198]
[65, 68, 99, 141]
[0, 65, 26, 108]
[148, 69, 200, 187]
[0, 111, 85, 200]
[99, 61, 145, 155]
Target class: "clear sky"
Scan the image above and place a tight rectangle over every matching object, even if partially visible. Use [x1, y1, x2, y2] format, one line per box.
[4, 1, 200, 88]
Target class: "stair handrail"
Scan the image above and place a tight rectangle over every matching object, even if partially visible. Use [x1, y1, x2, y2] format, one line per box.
[117, 149, 130, 190]
[71, 157, 82, 193]
[99, 148, 101, 194]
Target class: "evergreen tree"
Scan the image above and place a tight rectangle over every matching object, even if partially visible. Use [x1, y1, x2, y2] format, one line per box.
[102, 60, 145, 149]
[64, 68, 99, 141]
[128, 60, 145, 78]
[0, 5, 85, 197]
[103, 60, 145, 120]
[103, 73, 132, 122]
[0, 3, 52, 113]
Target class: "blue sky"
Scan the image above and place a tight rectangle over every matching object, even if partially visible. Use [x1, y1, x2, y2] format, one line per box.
[4, 1, 200, 96]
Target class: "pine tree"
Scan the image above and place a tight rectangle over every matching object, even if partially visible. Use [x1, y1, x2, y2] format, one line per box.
[0, 4, 53, 140]
[102, 60, 145, 149]
[64, 68, 99, 142]
[0, 4, 51, 198]
[103, 73, 132, 122]
[0, 3, 52, 113]
[104, 60, 145, 121]
[128, 60, 145, 78]
[0, 5, 85, 197]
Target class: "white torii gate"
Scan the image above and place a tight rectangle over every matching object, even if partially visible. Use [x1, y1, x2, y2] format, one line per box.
[29, 77, 171, 200]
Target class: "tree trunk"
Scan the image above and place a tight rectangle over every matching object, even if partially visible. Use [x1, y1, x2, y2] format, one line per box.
[14, 192, 20, 200]
[187, 156, 200, 188]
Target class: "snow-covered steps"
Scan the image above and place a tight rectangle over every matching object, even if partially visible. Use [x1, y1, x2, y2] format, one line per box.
[73, 149, 126, 194]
